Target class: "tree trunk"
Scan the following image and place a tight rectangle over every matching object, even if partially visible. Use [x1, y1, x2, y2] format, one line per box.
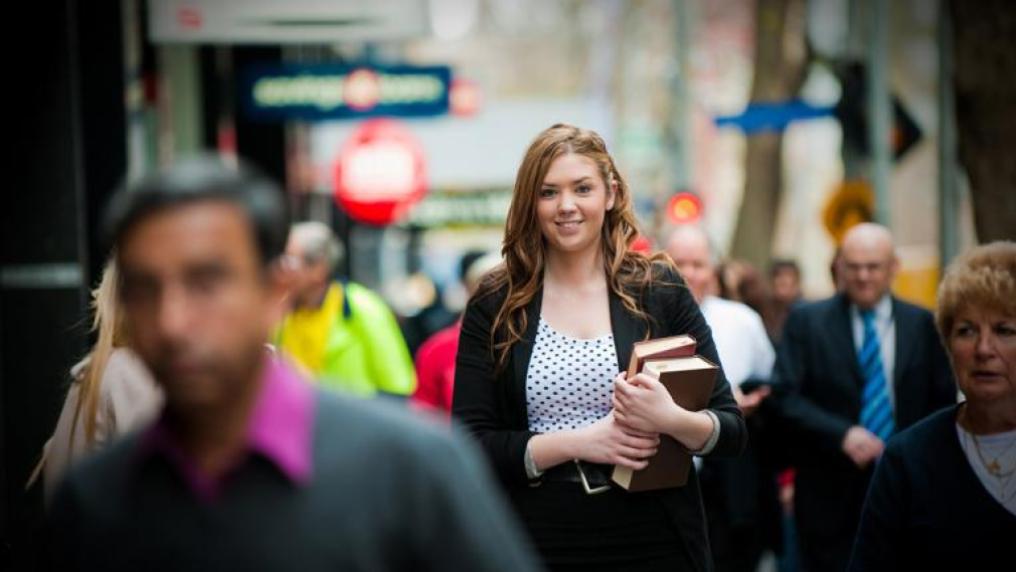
[950, 0, 1016, 242]
[730, 0, 809, 269]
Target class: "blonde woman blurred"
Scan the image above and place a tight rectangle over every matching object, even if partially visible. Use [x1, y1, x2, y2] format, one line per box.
[30, 258, 161, 504]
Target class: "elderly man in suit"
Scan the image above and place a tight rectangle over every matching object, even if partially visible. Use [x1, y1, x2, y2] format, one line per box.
[771, 223, 955, 571]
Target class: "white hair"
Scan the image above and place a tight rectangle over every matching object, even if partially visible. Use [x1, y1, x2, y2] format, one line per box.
[290, 221, 344, 272]
[665, 225, 721, 266]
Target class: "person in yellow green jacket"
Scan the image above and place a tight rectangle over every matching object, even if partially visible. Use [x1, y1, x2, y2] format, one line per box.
[275, 221, 416, 398]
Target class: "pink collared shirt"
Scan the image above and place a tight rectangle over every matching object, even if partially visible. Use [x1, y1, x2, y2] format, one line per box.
[139, 356, 315, 502]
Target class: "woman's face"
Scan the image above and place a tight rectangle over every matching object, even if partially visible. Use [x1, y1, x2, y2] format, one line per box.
[948, 305, 1016, 404]
[536, 153, 615, 257]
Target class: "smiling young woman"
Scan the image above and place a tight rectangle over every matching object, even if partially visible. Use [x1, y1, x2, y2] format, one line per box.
[452, 124, 746, 571]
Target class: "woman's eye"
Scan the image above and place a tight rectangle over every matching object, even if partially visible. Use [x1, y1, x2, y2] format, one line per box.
[539, 188, 556, 198]
[576, 185, 591, 194]
[996, 324, 1016, 337]
[953, 325, 974, 338]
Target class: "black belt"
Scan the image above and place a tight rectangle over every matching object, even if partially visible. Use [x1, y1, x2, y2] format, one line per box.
[540, 461, 614, 494]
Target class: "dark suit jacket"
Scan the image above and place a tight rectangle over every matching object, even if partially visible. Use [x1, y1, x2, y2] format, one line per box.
[453, 264, 747, 572]
[771, 294, 955, 551]
[848, 406, 1016, 571]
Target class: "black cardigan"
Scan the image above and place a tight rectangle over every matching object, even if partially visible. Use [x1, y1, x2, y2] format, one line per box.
[848, 405, 1016, 571]
[452, 264, 747, 571]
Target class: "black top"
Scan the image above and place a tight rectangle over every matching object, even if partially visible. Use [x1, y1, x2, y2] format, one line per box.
[452, 263, 747, 571]
[45, 391, 543, 572]
[848, 405, 1016, 570]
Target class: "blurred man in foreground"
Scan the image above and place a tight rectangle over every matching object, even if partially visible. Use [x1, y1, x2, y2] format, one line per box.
[45, 157, 541, 572]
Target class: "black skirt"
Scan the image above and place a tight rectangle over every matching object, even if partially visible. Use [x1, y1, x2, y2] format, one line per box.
[509, 479, 694, 571]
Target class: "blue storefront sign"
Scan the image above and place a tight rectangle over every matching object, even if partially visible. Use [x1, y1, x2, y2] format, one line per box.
[240, 63, 452, 121]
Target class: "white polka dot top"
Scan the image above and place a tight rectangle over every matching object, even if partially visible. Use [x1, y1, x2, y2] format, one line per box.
[526, 317, 619, 433]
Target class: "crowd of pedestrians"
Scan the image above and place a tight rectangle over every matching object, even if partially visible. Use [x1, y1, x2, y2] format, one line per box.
[34, 124, 1014, 571]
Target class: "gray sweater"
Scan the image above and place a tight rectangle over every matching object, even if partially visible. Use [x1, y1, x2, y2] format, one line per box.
[46, 390, 542, 571]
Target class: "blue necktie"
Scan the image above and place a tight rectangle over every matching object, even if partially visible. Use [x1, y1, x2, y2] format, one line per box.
[859, 309, 894, 441]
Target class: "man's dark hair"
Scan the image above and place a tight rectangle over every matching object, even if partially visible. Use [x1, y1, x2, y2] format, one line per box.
[768, 258, 801, 279]
[103, 155, 289, 266]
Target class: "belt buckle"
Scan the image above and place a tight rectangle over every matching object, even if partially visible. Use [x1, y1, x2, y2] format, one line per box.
[573, 459, 611, 495]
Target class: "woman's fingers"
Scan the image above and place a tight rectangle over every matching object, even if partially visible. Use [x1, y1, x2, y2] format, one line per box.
[613, 455, 651, 470]
[609, 392, 625, 410]
[621, 433, 659, 449]
[630, 372, 660, 387]
[624, 428, 660, 441]
[617, 445, 658, 460]
[614, 377, 634, 397]
[613, 411, 656, 435]
[619, 443, 657, 459]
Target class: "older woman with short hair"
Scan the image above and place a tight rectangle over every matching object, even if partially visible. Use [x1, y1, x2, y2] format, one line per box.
[848, 241, 1016, 570]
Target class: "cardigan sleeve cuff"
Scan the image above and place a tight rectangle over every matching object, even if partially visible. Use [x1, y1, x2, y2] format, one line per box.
[523, 440, 544, 480]
[689, 410, 721, 456]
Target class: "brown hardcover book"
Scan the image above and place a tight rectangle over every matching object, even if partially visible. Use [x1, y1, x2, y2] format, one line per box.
[612, 355, 718, 492]
[625, 334, 697, 378]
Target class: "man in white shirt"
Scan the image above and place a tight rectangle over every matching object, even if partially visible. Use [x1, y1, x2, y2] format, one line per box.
[666, 227, 774, 405]
[666, 225, 777, 572]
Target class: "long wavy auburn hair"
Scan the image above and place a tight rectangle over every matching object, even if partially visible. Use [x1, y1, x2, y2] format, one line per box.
[482, 123, 675, 369]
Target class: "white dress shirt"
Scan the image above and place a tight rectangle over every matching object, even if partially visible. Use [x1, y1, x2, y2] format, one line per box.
[699, 296, 775, 387]
[694, 296, 774, 469]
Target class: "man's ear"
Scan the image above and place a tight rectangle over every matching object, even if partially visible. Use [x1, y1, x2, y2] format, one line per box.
[888, 255, 900, 280]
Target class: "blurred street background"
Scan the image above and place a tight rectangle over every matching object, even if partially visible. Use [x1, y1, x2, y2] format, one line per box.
[3, 0, 1015, 568]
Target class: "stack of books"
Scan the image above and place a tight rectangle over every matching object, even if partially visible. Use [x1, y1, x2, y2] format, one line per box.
[611, 335, 718, 492]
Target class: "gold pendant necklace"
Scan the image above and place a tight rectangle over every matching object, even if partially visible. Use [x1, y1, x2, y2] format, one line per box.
[971, 432, 1016, 478]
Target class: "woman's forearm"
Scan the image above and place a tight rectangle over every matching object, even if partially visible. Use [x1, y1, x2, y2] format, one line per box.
[528, 428, 586, 471]
[665, 409, 715, 452]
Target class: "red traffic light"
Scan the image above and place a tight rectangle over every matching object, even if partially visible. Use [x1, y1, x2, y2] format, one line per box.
[666, 192, 703, 224]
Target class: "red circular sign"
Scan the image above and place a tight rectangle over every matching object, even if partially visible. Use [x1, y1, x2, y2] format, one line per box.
[333, 119, 428, 226]
[666, 192, 703, 224]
